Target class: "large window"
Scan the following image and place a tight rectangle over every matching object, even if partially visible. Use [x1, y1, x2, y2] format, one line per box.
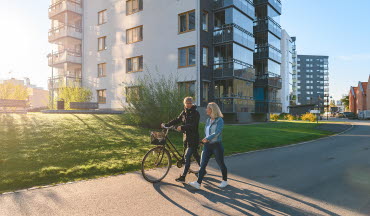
[126, 26, 143, 44]
[178, 81, 195, 96]
[126, 56, 143, 73]
[202, 11, 208, 31]
[178, 46, 196, 68]
[202, 47, 208, 67]
[98, 36, 107, 51]
[126, 0, 143, 15]
[97, 89, 106, 104]
[178, 10, 195, 33]
[98, 63, 106, 77]
[98, 10, 107, 25]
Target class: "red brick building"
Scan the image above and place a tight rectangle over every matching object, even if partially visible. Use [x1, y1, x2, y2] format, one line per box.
[349, 86, 357, 113]
[349, 82, 368, 114]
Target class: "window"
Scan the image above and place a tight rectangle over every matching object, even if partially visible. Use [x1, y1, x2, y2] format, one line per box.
[202, 11, 208, 31]
[126, 86, 140, 103]
[202, 47, 208, 66]
[126, 0, 143, 15]
[126, 56, 143, 73]
[98, 10, 107, 25]
[97, 89, 106, 104]
[178, 10, 195, 33]
[98, 36, 107, 51]
[178, 46, 196, 68]
[178, 81, 195, 96]
[126, 26, 143, 44]
[98, 63, 106, 77]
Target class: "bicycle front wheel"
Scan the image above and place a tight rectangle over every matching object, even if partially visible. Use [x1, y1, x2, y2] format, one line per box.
[141, 146, 172, 183]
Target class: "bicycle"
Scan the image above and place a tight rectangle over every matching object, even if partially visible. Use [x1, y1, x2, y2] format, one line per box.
[141, 126, 199, 183]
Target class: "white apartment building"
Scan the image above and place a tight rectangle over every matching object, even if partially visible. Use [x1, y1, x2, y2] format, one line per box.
[279, 29, 293, 113]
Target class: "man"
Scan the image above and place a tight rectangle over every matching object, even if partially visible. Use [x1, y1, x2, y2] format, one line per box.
[161, 97, 201, 182]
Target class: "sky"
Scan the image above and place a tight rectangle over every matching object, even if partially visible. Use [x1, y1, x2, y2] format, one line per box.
[0, 0, 369, 101]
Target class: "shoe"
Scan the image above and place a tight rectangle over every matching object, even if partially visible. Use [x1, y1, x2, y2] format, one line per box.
[175, 175, 185, 183]
[219, 181, 228, 188]
[189, 181, 201, 189]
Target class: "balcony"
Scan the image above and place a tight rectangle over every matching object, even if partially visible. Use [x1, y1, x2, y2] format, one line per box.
[48, 50, 82, 67]
[254, 72, 282, 89]
[49, 0, 82, 18]
[324, 77, 329, 81]
[213, 59, 256, 82]
[254, 0, 282, 14]
[254, 17, 281, 38]
[324, 83, 329, 86]
[324, 72, 329, 76]
[255, 100, 282, 113]
[215, 98, 255, 113]
[48, 25, 82, 42]
[214, 0, 255, 19]
[254, 44, 282, 63]
[48, 75, 82, 90]
[214, 24, 254, 50]
[324, 88, 329, 92]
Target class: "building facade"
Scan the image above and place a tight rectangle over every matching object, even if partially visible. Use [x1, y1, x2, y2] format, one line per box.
[48, 0, 285, 120]
[291, 36, 298, 105]
[297, 55, 329, 111]
[279, 29, 292, 113]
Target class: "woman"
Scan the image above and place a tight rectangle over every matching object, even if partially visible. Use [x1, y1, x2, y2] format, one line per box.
[161, 97, 201, 182]
[189, 102, 228, 189]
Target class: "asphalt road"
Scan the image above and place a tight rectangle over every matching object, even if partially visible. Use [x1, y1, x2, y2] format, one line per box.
[1, 119, 369, 216]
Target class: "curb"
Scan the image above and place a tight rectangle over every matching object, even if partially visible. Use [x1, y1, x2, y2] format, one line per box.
[0, 123, 354, 196]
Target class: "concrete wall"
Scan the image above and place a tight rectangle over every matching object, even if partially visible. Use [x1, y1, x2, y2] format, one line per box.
[280, 30, 292, 113]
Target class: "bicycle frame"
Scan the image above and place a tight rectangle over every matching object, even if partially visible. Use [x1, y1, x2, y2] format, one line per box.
[162, 128, 184, 162]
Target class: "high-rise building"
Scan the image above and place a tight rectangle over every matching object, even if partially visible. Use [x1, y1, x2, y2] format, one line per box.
[253, 0, 282, 114]
[297, 55, 329, 110]
[291, 36, 298, 105]
[47, 0, 288, 121]
[279, 29, 292, 113]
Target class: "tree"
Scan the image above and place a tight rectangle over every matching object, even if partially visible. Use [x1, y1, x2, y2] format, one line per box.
[340, 95, 349, 111]
[57, 86, 92, 110]
[0, 82, 29, 100]
[330, 100, 336, 107]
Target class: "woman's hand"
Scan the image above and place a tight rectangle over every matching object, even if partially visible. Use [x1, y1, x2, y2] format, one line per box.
[202, 138, 209, 143]
[177, 126, 182, 132]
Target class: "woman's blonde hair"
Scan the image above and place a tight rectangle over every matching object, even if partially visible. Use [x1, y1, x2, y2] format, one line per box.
[183, 97, 194, 105]
[207, 102, 223, 119]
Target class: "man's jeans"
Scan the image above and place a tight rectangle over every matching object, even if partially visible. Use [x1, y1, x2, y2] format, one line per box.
[182, 146, 201, 177]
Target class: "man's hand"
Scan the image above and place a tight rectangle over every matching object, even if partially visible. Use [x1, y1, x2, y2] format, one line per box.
[177, 126, 182, 132]
[202, 138, 209, 143]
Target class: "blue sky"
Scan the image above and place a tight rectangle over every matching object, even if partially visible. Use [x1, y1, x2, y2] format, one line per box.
[0, 0, 369, 101]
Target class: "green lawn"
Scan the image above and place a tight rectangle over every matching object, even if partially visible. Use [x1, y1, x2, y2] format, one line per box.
[0, 113, 333, 193]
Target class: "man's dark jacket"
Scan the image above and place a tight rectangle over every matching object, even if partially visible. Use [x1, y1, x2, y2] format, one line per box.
[165, 105, 200, 147]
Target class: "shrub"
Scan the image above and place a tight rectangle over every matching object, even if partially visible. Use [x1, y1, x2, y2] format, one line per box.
[279, 113, 288, 120]
[57, 86, 92, 110]
[301, 113, 317, 122]
[123, 71, 188, 128]
[270, 113, 279, 121]
[285, 114, 295, 121]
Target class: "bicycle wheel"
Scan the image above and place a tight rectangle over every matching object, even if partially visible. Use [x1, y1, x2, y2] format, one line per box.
[141, 146, 172, 183]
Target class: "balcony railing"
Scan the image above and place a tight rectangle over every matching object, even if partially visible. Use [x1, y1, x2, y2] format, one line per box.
[48, 75, 82, 90]
[213, 24, 254, 50]
[255, 100, 282, 113]
[324, 72, 329, 76]
[254, 72, 282, 89]
[215, 98, 255, 113]
[214, 0, 255, 19]
[48, 50, 82, 66]
[254, 0, 282, 14]
[49, 0, 82, 18]
[254, 44, 282, 63]
[254, 17, 281, 38]
[48, 25, 82, 42]
[213, 59, 256, 82]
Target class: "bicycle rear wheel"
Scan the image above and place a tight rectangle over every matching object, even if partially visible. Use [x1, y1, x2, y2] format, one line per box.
[141, 146, 172, 183]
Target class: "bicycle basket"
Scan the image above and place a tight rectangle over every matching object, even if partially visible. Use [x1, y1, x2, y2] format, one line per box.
[150, 131, 166, 145]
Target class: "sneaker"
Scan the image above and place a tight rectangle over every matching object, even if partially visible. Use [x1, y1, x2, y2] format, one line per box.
[189, 181, 201, 189]
[218, 181, 228, 188]
[175, 175, 186, 183]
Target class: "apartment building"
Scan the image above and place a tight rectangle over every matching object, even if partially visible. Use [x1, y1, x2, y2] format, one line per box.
[291, 36, 297, 105]
[279, 29, 293, 113]
[296, 55, 329, 111]
[48, 0, 285, 120]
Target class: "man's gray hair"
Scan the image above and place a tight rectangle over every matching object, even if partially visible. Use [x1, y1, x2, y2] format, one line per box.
[183, 97, 193, 105]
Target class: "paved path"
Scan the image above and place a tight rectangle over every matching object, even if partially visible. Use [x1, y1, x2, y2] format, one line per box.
[1, 119, 370, 215]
